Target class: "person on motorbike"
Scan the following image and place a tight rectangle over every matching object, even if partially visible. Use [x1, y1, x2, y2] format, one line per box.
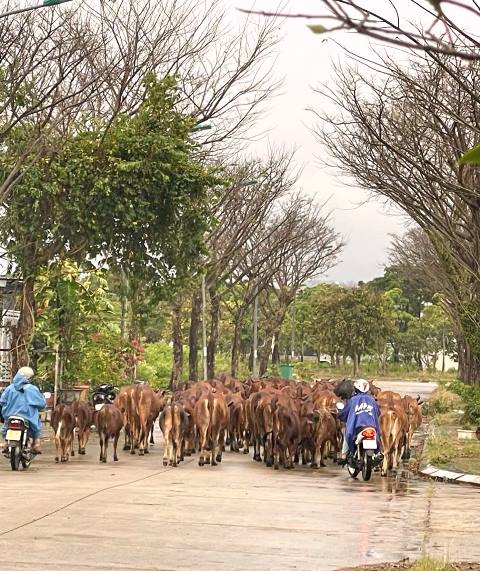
[337, 378, 381, 466]
[0, 367, 46, 454]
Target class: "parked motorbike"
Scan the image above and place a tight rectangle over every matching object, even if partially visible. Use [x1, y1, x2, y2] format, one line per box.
[336, 402, 383, 481]
[92, 383, 117, 411]
[4, 416, 35, 471]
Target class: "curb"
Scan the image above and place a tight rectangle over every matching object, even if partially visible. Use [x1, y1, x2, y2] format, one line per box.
[419, 464, 480, 487]
[417, 421, 480, 487]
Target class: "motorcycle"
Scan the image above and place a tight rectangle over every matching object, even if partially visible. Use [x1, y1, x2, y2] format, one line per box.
[4, 416, 35, 471]
[92, 383, 117, 411]
[347, 426, 384, 481]
[337, 402, 383, 481]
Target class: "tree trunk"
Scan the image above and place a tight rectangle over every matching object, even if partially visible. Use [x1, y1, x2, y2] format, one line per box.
[442, 327, 446, 373]
[170, 299, 183, 391]
[258, 304, 291, 376]
[207, 283, 219, 380]
[259, 350, 270, 376]
[271, 331, 280, 365]
[11, 276, 35, 372]
[119, 269, 129, 341]
[353, 351, 359, 376]
[188, 289, 202, 382]
[231, 305, 247, 377]
[458, 338, 480, 385]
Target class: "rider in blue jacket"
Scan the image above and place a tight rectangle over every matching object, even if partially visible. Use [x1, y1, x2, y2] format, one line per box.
[337, 379, 381, 465]
[1, 367, 46, 454]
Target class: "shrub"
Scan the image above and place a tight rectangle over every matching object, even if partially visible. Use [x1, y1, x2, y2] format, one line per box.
[424, 386, 463, 417]
[448, 381, 480, 426]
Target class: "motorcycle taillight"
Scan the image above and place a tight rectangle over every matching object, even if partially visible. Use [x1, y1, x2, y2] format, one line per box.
[8, 419, 24, 429]
[362, 427, 376, 439]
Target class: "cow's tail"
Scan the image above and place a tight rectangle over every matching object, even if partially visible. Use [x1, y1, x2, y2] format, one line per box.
[206, 393, 214, 451]
[56, 420, 63, 440]
[390, 412, 400, 447]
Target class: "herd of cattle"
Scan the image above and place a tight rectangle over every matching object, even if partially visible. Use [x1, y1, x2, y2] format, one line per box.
[49, 375, 424, 477]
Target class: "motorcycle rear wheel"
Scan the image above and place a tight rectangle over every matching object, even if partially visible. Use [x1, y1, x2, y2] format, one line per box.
[10, 446, 21, 471]
[362, 455, 373, 481]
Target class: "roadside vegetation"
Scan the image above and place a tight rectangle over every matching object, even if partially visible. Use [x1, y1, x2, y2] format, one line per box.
[423, 384, 480, 473]
[340, 555, 479, 570]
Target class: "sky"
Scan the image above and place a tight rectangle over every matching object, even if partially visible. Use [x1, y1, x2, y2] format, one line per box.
[229, 0, 412, 284]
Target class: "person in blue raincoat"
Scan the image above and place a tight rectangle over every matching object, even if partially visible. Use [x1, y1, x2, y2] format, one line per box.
[0, 367, 46, 454]
[337, 379, 381, 465]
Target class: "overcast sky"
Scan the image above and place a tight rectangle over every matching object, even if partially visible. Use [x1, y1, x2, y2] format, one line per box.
[230, 1, 411, 284]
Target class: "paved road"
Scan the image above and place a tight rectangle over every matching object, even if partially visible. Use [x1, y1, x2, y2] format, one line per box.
[376, 380, 438, 401]
[0, 380, 478, 571]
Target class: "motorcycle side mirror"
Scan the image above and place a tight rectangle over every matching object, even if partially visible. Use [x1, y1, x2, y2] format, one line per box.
[336, 402, 345, 410]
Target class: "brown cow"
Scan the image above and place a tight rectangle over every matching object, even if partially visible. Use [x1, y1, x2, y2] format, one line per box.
[51, 404, 76, 463]
[149, 390, 167, 445]
[250, 390, 278, 466]
[311, 408, 339, 468]
[159, 401, 189, 467]
[376, 390, 402, 407]
[130, 384, 157, 455]
[226, 392, 245, 452]
[369, 381, 382, 397]
[272, 399, 301, 470]
[379, 403, 408, 476]
[95, 404, 124, 463]
[193, 390, 229, 466]
[115, 385, 136, 451]
[402, 395, 423, 456]
[71, 400, 93, 456]
[174, 390, 197, 455]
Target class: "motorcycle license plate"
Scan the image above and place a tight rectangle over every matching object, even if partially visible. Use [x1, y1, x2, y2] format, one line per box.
[362, 439, 377, 450]
[6, 429, 22, 441]
[95, 403, 105, 411]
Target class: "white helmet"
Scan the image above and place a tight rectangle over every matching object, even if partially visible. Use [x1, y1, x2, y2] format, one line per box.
[354, 378, 369, 393]
[17, 366, 34, 379]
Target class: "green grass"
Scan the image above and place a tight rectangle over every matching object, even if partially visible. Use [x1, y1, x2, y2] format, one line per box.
[425, 432, 480, 472]
[340, 556, 475, 570]
[292, 360, 458, 383]
[410, 557, 457, 571]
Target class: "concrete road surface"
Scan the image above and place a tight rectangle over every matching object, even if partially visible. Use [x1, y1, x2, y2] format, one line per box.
[376, 380, 438, 401]
[0, 380, 478, 571]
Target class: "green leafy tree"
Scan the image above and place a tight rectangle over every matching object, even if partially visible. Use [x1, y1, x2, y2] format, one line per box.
[0, 76, 222, 367]
[307, 284, 394, 375]
[33, 261, 127, 385]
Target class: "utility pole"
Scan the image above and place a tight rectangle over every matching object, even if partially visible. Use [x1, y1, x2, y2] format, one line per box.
[252, 285, 258, 377]
[201, 274, 208, 380]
